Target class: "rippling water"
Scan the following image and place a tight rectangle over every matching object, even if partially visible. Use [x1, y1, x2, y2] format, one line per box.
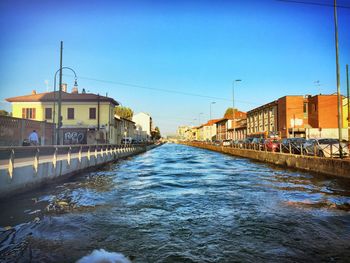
[1, 144, 350, 262]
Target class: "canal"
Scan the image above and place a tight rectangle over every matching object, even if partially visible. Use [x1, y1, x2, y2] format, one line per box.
[1, 143, 350, 262]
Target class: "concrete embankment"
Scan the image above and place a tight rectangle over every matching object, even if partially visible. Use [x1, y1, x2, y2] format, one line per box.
[0, 143, 161, 199]
[183, 142, 350, 178]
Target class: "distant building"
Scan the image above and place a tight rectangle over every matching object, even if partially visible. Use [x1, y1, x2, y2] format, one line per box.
[114, 115, 136, 144]
[226, 111, 247, 140]
[177, 126, 190, 139]
[202, 119, 220, 141]
[216, 118, 228, 141]
[247, 94, 347, 139]
[6, 86, 119, 144]
[133, 112, 152, 141]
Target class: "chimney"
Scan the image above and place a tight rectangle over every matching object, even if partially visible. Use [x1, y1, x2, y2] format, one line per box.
[61, 83, 67, 92]
[31, 90, 36, 95]
[71, 87, 79, 94]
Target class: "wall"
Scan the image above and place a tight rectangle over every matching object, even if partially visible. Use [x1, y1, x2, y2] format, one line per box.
[184, 142, 350, 178]
[306, 128, 348, 140]
[0, 116, 55, 146]
[0, 144, 160, 198]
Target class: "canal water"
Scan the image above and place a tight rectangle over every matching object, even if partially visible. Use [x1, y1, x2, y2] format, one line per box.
[1, 144, 350, 262]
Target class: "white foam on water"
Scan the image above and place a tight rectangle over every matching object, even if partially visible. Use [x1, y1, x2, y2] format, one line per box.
[76, 249, 131, 263]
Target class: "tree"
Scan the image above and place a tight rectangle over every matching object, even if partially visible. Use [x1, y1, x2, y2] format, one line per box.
[151, 126, 161, 140]
[224, 107, 237, 119]
[114, 106, 134, 120]
[0, 110, 10, 116]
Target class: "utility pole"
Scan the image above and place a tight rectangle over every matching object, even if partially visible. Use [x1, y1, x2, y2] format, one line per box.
[347, 64, 349, 142]
[334, 0, 343, 157]
[57, 41, 63, 145]
[232, 79, 241, 141]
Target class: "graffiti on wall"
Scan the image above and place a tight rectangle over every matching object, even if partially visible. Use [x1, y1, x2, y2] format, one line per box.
[63, 130, 87, 145]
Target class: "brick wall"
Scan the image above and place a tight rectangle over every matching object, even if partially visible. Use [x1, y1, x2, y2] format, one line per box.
[0, 116, 55, 146]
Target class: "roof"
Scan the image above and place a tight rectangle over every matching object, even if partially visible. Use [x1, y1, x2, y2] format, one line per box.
[6, 91, 119, 105]
[216, 118, 228, 124]
[203, 119, 221, 126]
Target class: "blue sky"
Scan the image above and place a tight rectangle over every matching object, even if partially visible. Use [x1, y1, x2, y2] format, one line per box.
[0, 0, 349, 135]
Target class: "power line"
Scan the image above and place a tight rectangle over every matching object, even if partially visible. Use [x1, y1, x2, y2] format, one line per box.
[63, 73, 260, 106]
[276, 0, 350, 9]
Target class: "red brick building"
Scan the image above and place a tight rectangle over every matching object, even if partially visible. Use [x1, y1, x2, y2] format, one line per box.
[247, 94, 340, 139]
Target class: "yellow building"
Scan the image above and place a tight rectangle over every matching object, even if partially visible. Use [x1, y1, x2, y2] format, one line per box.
[6, 88, 119, 144]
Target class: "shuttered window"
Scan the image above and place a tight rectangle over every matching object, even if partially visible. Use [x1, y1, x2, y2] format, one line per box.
[45, 108, 52, 120]
[89, 108, 96, 119]
[67, 108, 74, 119]
[22, 108, 36, 119]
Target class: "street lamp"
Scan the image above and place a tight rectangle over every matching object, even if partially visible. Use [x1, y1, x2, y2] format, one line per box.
[210, 102, 216, 141]
[210, 102, 216, 121]
[53, 67, 78, 145]
[232, 79, 242, 141]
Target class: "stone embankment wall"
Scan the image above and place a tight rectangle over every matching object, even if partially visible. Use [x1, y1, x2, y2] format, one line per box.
[0, 144, 160, 198]
[184, 142, 350, 178]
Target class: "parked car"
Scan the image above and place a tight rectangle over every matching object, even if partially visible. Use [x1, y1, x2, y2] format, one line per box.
[264, 138, 280, 152]
[303, 138, 349, 158]
[281, 138, 306, 154]
[251, 138, 265, 150]
[223, 140, 232, 147]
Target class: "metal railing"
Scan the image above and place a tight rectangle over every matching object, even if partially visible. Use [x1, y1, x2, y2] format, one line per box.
[199, 140, 350, 159]
[0, 143, 151, 167]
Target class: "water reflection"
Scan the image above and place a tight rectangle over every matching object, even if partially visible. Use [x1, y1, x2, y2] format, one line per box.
[1, 144, 350, 262]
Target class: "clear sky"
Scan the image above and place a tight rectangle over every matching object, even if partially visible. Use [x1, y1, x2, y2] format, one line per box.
[0, 0, 349, 135]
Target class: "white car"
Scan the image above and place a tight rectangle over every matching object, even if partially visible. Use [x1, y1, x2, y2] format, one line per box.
[303, 138, 349, 158]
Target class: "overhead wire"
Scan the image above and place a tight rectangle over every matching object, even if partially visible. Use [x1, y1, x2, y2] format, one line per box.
[276, 0, 350, 9]
[63, 73, 261, 106]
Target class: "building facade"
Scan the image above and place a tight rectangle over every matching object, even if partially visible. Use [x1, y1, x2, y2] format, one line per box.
[133, 112, 153, 142]
[6, 87, 119, 144]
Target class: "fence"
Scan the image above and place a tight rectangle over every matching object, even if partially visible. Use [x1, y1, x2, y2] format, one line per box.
[0, 116, 55, 146]
[205, 140, 350, 159]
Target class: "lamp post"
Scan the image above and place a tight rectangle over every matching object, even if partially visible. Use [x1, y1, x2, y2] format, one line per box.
[347, 64, 349, 142]
[333, 0, 343, 157]
[232, 79, 242, 141]
[53, 67, 78, 145]
[210, 102, 216, 141]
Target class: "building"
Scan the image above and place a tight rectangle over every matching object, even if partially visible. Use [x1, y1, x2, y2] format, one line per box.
[114, 115, 136, 144]
[202, 119, 220, 141]
[228, 118, 247, 140]
[216, 118, 228, 141]
[226, 110, 247, 140]
[177, 126, 191, 140]
[133, 112, 153, 141]
[247, 94, 347, 139]
[6, 86, 119, 144]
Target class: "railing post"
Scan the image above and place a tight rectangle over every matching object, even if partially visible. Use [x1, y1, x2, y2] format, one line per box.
[314, 144, 317, 157]
[300, 144, 303, 156]
[67, 146, 71, 166]
[53, 147, 58, 169]
[330, 144, 333, 159]
[33, 147, 40, 173]
[87, 146, 91, 162]
[78, 146, 82, 163]
[8, 149, 15, 179]
[279, 142, 282, 153]
[289, 142, 292, 154]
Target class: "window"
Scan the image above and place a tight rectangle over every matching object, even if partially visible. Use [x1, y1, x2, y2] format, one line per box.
[89, 108, 96, 119]
[67, 108, 74, 119]
[45, 108, 52, 120]
[22, 108, 36, 119]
